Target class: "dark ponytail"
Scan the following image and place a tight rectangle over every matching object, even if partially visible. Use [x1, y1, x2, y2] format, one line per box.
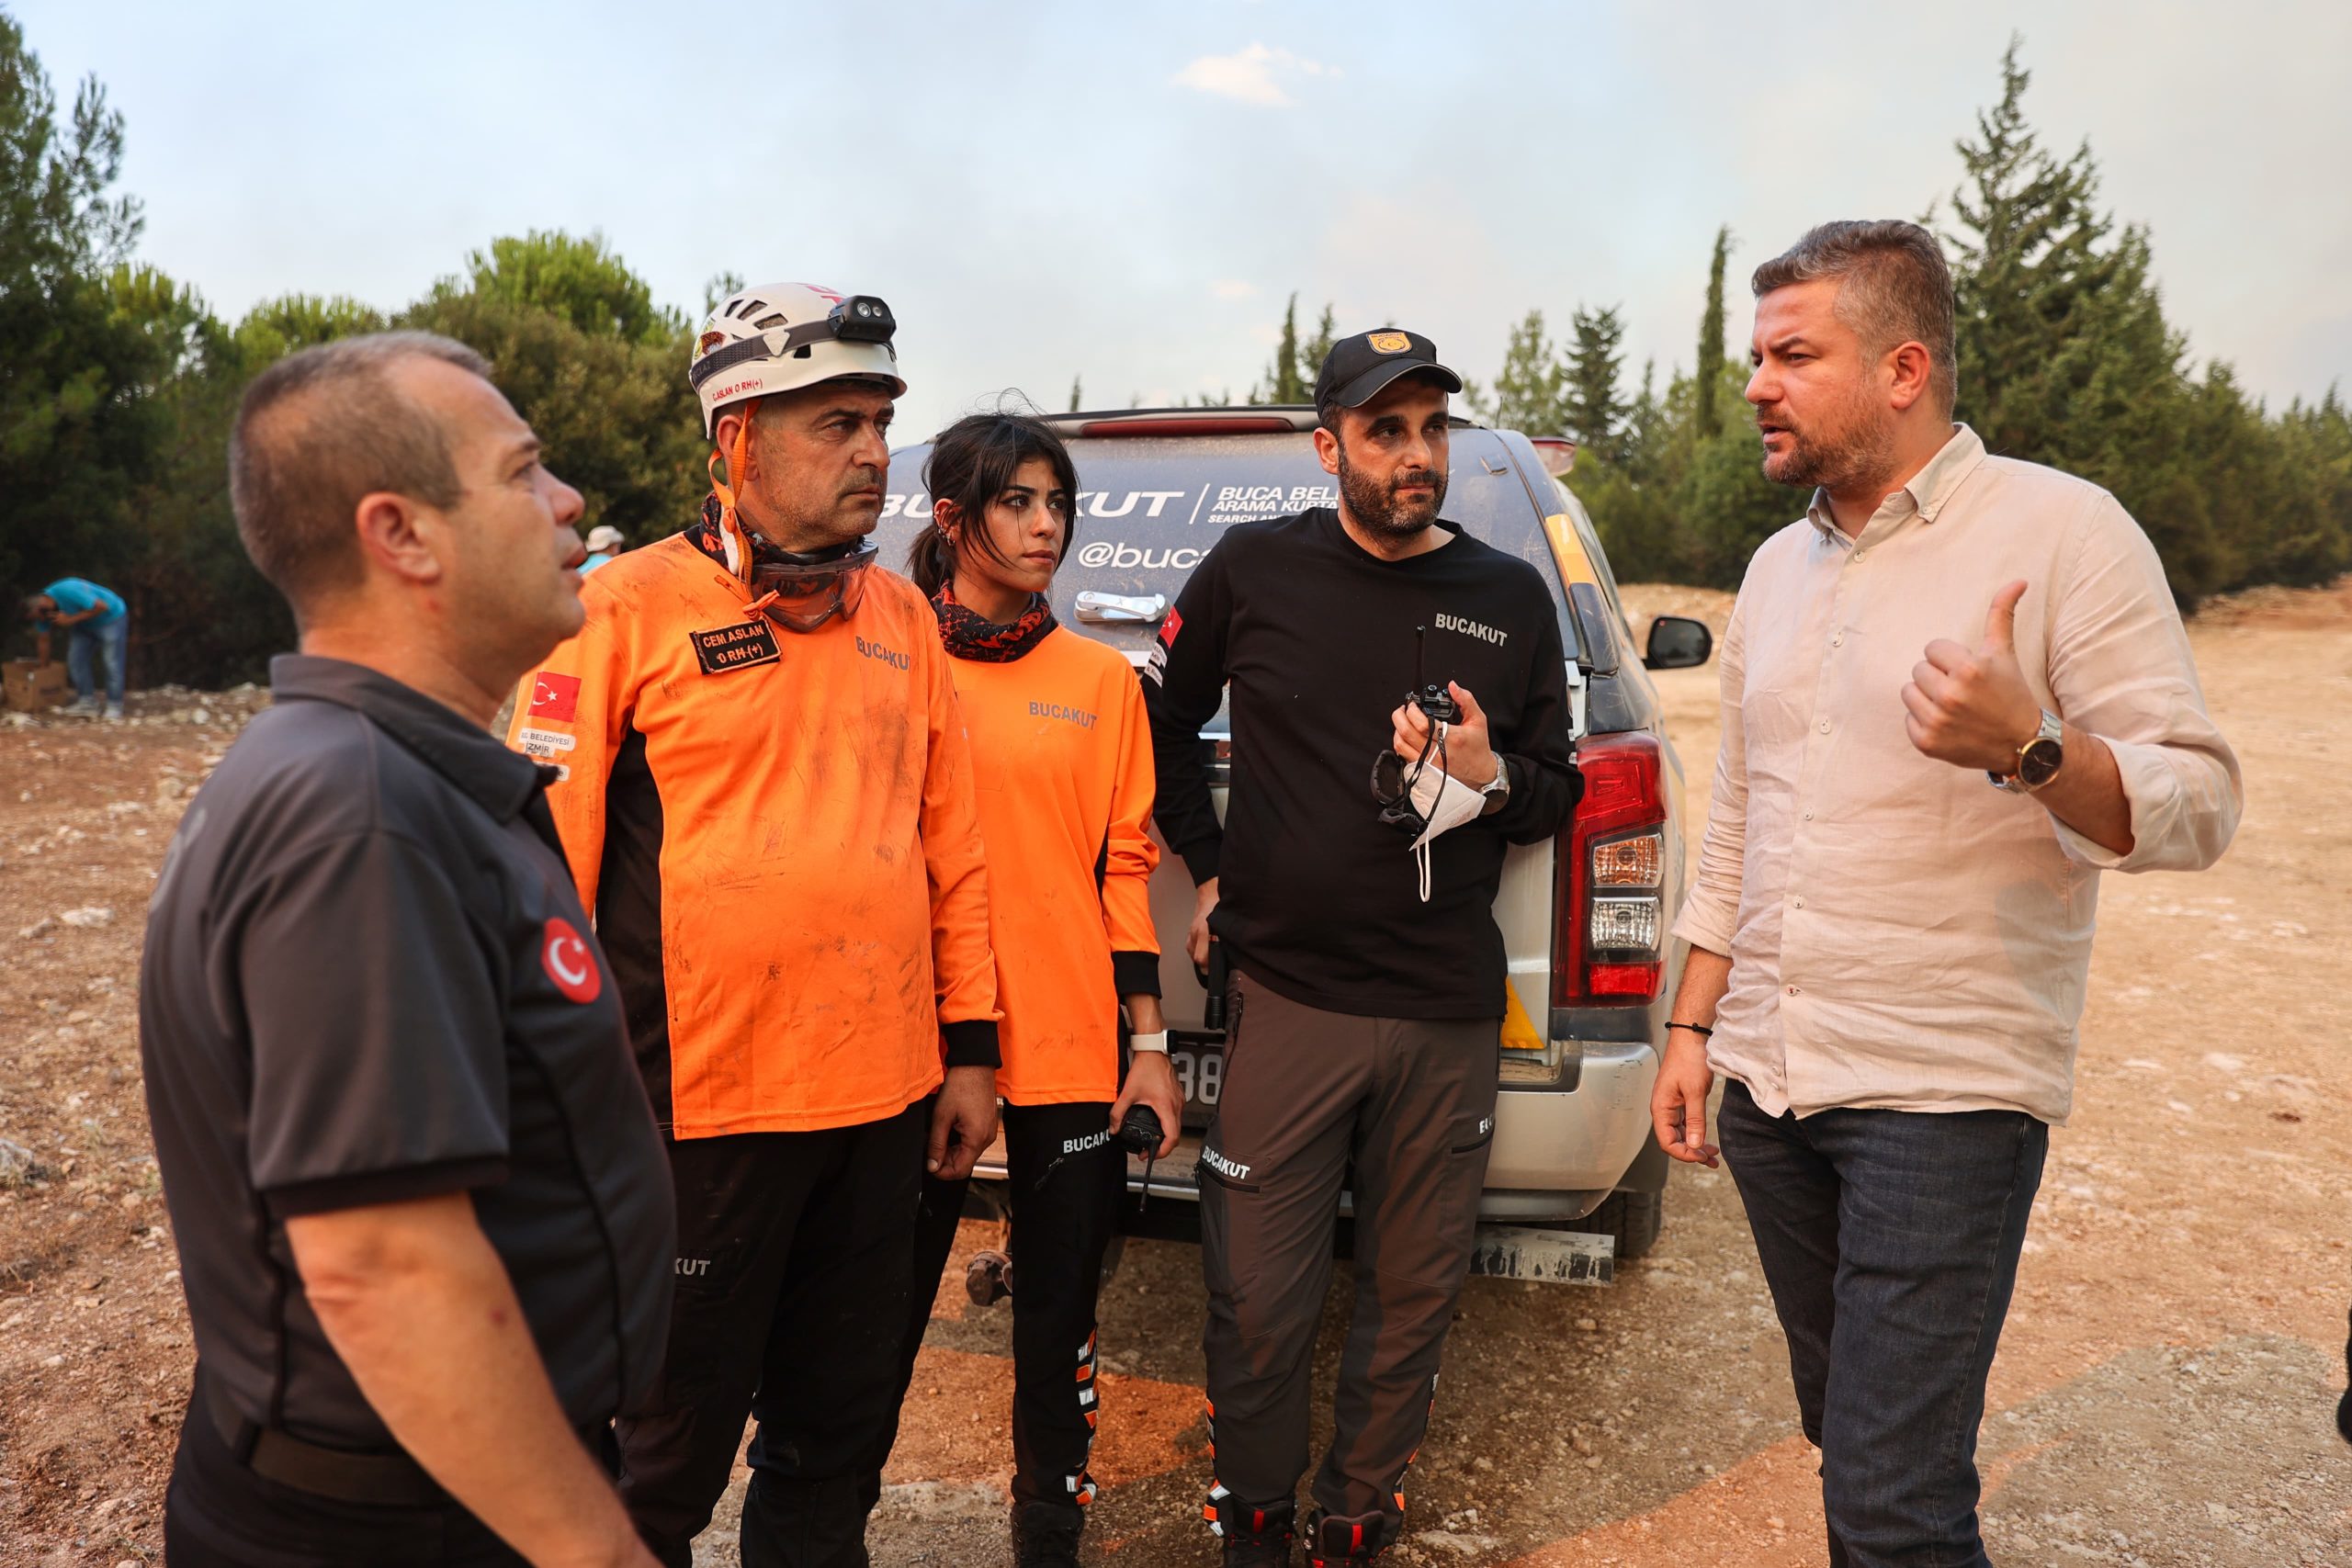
[906, 411, 1080, 599]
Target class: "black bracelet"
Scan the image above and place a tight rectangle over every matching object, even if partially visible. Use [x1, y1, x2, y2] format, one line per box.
[1667, 1021, 1713, 1037]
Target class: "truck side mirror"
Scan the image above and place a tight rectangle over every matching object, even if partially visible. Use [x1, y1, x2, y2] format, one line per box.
[1642, 615, 1713, 671]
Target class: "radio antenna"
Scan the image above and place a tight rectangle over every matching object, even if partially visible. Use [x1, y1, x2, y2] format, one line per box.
[1415, 625, 1430, 691]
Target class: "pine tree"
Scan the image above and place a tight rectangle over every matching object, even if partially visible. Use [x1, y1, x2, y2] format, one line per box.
[1944, 37, 2215, 599]
[1301, 303, 1338, 381]
[1468, 309, 1567, 435]
[1695, 225, 1731, 437]
[1563, 305, 1628, 460]
[1262, 293, 1306, 403]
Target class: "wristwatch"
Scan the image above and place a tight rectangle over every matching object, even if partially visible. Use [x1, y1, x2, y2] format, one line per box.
[1989, 709, 2065, 794]
[1477, 755, 1512, 816]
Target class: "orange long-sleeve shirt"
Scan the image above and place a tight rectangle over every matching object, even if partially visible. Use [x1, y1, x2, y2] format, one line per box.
[511, 522, 999, 1138]
[947, 625, 1159, 1105]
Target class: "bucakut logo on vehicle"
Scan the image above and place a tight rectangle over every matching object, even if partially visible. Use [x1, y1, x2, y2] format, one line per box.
[1075, 542, 1207, 570]
[882, 489, 1188, 521]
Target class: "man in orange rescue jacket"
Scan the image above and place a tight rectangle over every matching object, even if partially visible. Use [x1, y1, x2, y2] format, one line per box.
[511, 283, 1001, 1568]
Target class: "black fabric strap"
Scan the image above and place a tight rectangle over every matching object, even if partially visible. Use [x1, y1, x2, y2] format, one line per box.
[204, 1372, 443, 1507]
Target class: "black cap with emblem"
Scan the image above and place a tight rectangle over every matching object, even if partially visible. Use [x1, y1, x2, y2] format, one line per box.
[1312, 329, 1464, 415]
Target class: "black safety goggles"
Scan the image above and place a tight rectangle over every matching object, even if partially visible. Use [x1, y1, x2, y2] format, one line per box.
[748, 539, 877, 633]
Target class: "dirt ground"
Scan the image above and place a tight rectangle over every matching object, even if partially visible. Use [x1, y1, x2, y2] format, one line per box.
[2, 588, 2346, 1566]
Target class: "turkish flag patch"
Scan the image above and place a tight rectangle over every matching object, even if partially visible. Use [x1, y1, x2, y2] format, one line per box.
[528, 671, 582, 723]
[540, 917, 601, 1004]
[1158, 608, 1182, 647]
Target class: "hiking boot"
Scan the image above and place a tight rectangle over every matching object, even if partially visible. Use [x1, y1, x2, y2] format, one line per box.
[1010, 1500, 1083, 1567]
[1215, 1495, 1296, 1566]
[1306, 1508, 1390, 1565]
[966, 1247, 1013, 1305]
[102, 703, 123, 722]
[56, 698, 98, 718]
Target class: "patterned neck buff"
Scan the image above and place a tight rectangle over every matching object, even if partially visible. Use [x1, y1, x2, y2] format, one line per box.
[932, 582, 1057, 662]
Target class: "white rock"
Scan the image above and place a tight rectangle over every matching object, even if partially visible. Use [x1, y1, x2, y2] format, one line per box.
[1416, 1529, 1498, 1555]
[18, 917, 55, 941]
[58, 906, 113, 928]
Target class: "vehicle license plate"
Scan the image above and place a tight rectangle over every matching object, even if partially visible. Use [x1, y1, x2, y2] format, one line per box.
[1166, 1043, 1225, 1111]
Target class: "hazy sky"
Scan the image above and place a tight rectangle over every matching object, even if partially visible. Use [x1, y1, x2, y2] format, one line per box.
[19, 1, 2350, 442]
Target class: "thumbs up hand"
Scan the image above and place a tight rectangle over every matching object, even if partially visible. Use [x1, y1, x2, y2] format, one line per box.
[1901, 580, 2043, 772]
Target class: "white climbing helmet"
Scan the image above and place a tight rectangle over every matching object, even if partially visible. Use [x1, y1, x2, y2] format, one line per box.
[687, 281, 906, 435]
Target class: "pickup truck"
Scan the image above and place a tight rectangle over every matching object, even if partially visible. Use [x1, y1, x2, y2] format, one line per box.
[873, 408, 1713, 1278]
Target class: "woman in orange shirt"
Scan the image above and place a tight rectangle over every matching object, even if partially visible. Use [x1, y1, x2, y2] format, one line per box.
[880, 412, 1181, 1567]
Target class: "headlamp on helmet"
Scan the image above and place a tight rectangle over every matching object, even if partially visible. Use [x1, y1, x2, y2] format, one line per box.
[689, 281, 908, 436]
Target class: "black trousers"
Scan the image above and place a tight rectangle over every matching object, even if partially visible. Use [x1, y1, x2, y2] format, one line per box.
[1198, 973, 1498, 1546]
[618, 1102, 927, 1568]
[163, 1376, 589, 1567]
[870, 1099, 1125, 1518]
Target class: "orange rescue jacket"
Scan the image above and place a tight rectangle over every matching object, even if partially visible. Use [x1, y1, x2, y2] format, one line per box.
[512, 509, 999, 1138]
[946, 624, 1159, 1104]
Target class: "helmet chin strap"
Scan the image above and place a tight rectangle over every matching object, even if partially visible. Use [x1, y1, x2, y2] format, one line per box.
[707, 403, 762, 584]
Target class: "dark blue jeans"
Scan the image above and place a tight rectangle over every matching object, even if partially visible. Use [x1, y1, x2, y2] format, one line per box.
[67, 616, 128, 706]
[1717, 1077, 2047, 1568]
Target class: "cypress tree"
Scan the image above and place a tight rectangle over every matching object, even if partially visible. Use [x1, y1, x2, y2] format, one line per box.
[1264, 293, 1306, 403]
[1695, 225, 1731, 437]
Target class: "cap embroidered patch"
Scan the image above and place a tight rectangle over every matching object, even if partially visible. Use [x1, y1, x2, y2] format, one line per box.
[1367, 332, 1412, 354]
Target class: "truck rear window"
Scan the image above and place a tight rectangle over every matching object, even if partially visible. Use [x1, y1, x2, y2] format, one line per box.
[873, 428, 1575, 668]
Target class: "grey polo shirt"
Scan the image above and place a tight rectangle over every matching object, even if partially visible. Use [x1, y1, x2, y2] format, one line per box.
[140, 655, 674, 1449]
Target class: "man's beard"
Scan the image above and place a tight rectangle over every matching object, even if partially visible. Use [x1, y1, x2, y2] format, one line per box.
[745, 468, 885, 551]
[1336, 445, 1448, 538]
[1757, 389, 1895, 494]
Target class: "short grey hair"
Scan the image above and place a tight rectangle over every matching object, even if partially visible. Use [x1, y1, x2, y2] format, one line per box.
[229, 331, 492, 610]
[1753, 220, 1957, 414]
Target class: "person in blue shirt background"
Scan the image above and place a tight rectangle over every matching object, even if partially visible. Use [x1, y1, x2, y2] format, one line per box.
[577, 525, 625, 575]
[23, 577, 130, 719]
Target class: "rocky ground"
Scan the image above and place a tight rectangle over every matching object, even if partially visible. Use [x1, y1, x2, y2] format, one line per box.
[1, 589, 2346, 1566]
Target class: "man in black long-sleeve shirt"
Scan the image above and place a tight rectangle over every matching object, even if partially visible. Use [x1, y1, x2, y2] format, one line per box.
[1145, 331, 1580, 1567]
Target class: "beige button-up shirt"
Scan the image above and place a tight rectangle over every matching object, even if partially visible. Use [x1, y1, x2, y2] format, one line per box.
[1671, 424, 2242, 1124]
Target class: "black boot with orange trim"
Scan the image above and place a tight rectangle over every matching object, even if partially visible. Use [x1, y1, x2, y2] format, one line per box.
[1211, 1494, 1297, 1567]
[1305, 1506, 1393, 1565]
[1010, 1499, 1084, 1568]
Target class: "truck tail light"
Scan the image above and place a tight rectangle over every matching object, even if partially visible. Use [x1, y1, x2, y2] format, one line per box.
[1553, 731, 1667, 1007]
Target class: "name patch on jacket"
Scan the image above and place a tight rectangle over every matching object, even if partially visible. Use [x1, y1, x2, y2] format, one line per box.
[689, 620, 781, 675]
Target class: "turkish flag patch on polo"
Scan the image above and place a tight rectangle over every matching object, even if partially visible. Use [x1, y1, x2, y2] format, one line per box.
[1158, 608, 1182, 647]
[528, 671, 581, 723]
[540, 917, 601, 1003]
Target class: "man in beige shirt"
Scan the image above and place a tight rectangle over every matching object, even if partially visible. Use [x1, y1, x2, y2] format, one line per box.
[1651, 220, 2240, 1568]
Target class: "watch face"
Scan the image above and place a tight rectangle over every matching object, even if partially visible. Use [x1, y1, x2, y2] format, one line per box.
[2018, 736, 2064, 788]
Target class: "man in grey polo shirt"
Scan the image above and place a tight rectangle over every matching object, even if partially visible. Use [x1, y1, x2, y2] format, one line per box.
[141, 333, 673, 1568]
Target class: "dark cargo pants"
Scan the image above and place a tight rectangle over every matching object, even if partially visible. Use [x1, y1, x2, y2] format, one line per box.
[1199, 971, 1499, 1544]
[617, 1102, 926, 1568]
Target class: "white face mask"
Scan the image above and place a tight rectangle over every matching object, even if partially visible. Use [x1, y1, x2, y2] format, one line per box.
[1404, 720, 1487, 901]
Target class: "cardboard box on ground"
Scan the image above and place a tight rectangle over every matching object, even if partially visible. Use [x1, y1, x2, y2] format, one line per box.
[4, 660, 70, 712]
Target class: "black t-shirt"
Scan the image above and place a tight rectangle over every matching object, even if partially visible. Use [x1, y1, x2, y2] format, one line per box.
[1145, 507, 1581, 1019]
[139, 656, 673, 1448]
